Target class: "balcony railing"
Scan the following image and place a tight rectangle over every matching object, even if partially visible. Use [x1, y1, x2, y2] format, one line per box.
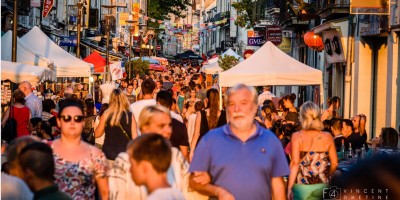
[317, 0, 350, 19]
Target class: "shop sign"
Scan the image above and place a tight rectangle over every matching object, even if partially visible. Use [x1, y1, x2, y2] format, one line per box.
[247, 36, 264, 46]
[156, 45, 161, 50]
[266, 25, 282, 46]
[59, 36, 77, 46]
[225, 41, 234, 47]
[31, 0, 40, 7]
[119, 12, 129, 26]
[322, 30, 345, 64]
[278, 37, 291, 54]
[42, 0, 54, 18]
[350, 0, 389, 15]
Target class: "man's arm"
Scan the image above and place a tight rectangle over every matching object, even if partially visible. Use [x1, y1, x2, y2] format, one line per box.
[189, 173, 234, 200]
[179, 145, 189, 161]
[271, 177, 287, 200]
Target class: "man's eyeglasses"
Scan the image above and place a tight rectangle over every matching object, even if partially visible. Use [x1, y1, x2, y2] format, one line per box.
[59, 115, 85, 123]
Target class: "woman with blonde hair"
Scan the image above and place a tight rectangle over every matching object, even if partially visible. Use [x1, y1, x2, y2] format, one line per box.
[189, 88, 227, 161]
[95, 88, 137, 161]
[287, 101, 338, 200]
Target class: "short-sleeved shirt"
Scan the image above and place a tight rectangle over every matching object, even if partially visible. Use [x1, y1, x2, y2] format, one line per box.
[189, 123, 290, 200]
[25, 93, 42, 118]
[170, 118, 189, 149]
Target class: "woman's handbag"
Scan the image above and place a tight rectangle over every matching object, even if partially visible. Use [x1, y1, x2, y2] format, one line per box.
[2, 98, 17, 142]
[83, 128, 95, 144]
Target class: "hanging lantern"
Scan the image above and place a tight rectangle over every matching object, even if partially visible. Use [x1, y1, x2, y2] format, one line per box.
[304, 31, 324, 51]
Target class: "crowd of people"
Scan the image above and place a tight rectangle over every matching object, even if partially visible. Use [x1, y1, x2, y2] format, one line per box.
[1, 62, 400, 200]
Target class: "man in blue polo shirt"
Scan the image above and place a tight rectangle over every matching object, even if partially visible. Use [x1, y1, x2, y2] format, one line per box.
[189, 84, 289, 200]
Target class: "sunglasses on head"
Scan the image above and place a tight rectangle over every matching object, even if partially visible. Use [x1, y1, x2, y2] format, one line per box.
[59, 115, 85, 123]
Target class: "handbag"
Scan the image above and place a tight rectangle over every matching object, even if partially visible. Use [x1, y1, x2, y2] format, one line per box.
[83, 128, 95, 144]
[2, 102, 17, 142]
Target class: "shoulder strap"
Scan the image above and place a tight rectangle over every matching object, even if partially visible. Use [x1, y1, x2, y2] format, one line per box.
[118, 124, 131, 140]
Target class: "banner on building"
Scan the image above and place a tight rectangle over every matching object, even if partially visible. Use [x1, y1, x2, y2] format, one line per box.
[322, 30, 345, 64]
[42, 0, 54, 17]
[110, 62, 123, 80]
[119, 12, 129, 26]
[278, 37, 291, 54]
[247, 36, 265, 46]
[266, 25, 282, 46]
[59, 36, 77, 46]
[350, 0, 389, 15]
[31, 0, 40, 7]
[133, 3, 140, 21]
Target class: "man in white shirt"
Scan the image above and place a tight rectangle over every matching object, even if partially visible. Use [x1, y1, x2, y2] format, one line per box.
[258, 85, 276, 106]
[130, 78, 157, 134]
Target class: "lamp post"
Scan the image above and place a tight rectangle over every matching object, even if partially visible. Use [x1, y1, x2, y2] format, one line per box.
[125, 19, 137, 79]
[11, 0, 18, 62]
[147, 28, 155, 57]
[76, 1, 83, 58]
[101, 5, 117, 83]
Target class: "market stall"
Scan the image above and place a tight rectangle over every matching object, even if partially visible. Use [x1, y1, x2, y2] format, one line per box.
[1, 31, 55, 69]
[219, 41, 324, 105]
[20, 26, 94, 98]
[1, 60, 57, 107]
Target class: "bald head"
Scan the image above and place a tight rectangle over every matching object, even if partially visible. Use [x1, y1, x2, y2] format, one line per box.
[18, 81, 33, 96]
[64, 87, 73, 98]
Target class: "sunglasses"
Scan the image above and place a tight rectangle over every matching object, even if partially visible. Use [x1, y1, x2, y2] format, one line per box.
[59, 115, 85, 123]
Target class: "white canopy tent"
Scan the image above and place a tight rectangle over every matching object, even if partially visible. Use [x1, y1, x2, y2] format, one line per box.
[1, 61, 57, 85]
[207, 48, 244, 64]
[20, 26, 93, 77]
[1, 31, 54, 69]
[201, 61, 223, 74]
[201, 48, 243, 74]
[219, 42, 324, 104]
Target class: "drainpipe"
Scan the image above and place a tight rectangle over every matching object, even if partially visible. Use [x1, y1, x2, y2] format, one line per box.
[344, 15, 355, 119]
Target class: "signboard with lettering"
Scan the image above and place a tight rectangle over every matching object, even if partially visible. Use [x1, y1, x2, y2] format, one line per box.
[59, 36, 77, 46]
[225, 41, 234, 48]
[350, 0, 389, 15]
[247, 36, 264, 46]
[119, 12, 129, 26]
[42, 0, 54, 17]
[278, 37, 291, 54]
[322, 30, 345, 64]
[266, 25, 282, 46]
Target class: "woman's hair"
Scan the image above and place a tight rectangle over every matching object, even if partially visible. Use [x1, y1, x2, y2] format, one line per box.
[282, 94, 296, 104]
[138, 105, 171, 131]
[299, 101, 323, 131]
[261, 105, 273, 121]
[206, 88, 220, 129]
[42, 99, 56, 113]
[58, 98, 84, 116]
[98, 103, 109, 117]
[194, 101, 205, 112]
[263, 100, 277, 113]
[84, 98, 95, 116]
[380, 127, 399, 149]
[38, 121, 54, 140]
[107, 89, 130, 127]
[327, 96, 341, 107]
[13, 89, 25, 104]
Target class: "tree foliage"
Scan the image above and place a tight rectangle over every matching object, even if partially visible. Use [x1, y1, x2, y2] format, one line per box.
[217, 55, 239, 71]
[147, 0, 192, 29]
[232, 0, 267, 29]
[126, 59, 150, 76]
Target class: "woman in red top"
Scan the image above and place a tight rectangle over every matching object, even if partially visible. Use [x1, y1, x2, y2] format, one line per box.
[1, 89, 31, 137]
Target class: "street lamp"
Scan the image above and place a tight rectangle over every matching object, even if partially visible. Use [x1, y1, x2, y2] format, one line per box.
[11, 0, 18, 62]
[125, 19, 137, 79]
[101, 4, 117, 83]
[76, 1, 83, 58]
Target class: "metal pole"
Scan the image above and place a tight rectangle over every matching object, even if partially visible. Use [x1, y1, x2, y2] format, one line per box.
[12, 0, 18, 62]
[105, 15, 110, 83]
[76, 1, 83, 58]
[129, 31, 132, 79]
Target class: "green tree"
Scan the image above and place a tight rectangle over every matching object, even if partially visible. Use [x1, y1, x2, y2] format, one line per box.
[217, 55, 239, 71]
[232, 0, 266, 29]
[147, 0, 191, 29]
[125, 59, 150, 76]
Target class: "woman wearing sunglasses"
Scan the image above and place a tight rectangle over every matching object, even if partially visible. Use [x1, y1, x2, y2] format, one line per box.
[51, 99, 109, 200]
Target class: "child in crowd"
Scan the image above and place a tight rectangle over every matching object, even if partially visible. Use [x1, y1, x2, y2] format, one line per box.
[128, 134, 184, 200]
